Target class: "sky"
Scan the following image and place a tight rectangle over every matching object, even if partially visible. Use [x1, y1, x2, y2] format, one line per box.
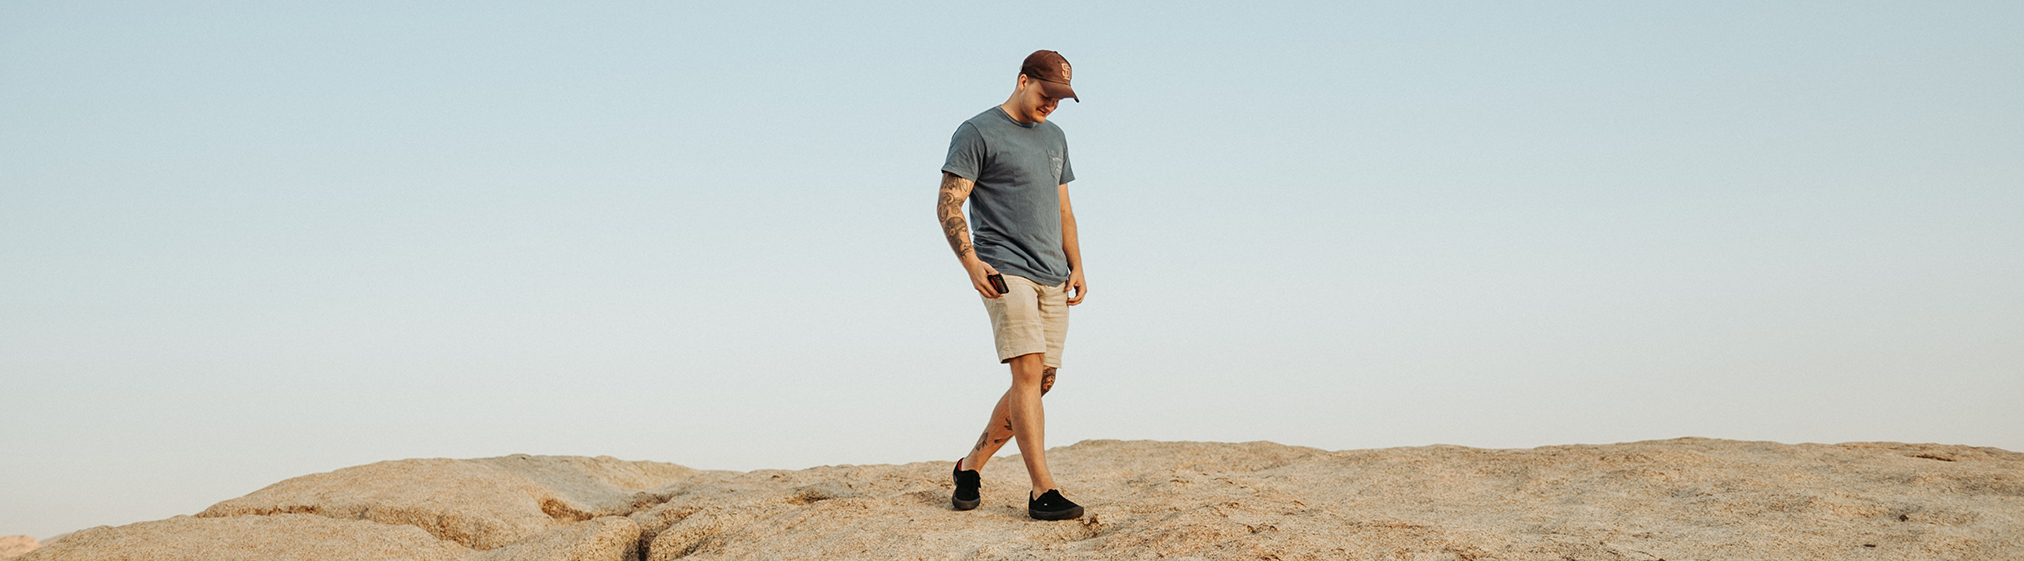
[3, 0, 2020, 540]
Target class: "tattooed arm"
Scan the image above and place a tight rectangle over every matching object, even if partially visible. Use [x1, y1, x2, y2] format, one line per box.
[939, 172, 1003, 298]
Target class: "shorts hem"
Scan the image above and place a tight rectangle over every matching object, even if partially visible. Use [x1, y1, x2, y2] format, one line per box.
[996, 350, 1063, 369]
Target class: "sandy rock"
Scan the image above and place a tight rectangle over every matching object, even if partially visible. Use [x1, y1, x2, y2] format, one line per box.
[14, 514, 474, 561]
[15, 514, 643, 561]
[0, 536, 36, 560]
[645, 503, 798, 561]
[477, 516, 642, 561]
[624, 438, 2024, 560]
[198, 454, 693, 549]
[35, 439, 2024, 560]
[623, 471, 863, 549]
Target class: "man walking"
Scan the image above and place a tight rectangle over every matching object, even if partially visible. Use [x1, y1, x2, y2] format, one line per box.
[937, 50, 1087, 521]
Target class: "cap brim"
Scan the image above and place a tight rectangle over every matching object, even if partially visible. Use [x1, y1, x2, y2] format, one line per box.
[1038, 79, 1079, 102]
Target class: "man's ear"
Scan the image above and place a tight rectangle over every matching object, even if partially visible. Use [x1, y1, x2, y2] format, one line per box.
[1014, 73, 1029, 93]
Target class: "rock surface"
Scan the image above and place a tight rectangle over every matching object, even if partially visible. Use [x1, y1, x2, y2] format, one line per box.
[0, 536, 35, 560]
[20, 438, 2024, 560]
[19, 515, 472, 561]
[17, 514, 643, 561]
[196, 454, 691, 550]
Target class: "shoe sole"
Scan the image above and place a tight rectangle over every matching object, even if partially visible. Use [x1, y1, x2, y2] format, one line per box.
[1028, 505, 1083, 521]
[952, 497, 980, 511]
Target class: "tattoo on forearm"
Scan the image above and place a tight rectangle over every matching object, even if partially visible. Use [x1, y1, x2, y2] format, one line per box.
[938, 175, 974, 259]
[937, 188, 959, 215]
[942, 215, 972, 258]
[1041, 367, 1056, 395]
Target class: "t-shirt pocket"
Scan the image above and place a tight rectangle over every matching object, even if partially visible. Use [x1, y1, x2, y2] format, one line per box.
[1047, 150, 1064, 184]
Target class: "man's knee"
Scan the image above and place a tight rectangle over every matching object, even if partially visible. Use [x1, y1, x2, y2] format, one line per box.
[1008, 353, 1047, 388]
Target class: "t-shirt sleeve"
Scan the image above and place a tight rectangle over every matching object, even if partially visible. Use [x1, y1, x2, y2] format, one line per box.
[1059, 140, 1075, 184]
[941, 122, 986, 180]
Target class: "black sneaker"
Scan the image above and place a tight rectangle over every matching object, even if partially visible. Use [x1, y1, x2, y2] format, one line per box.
[951, 459, 981, 511]
[1027, 489, 1083, 520]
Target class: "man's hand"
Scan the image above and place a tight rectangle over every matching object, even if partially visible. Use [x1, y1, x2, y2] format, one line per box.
[1065, 268, 1087, 305]
[966, 258, 1004, 299]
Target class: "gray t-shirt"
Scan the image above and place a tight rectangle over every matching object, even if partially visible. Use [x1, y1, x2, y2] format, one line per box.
[941, 107, 1076, 285]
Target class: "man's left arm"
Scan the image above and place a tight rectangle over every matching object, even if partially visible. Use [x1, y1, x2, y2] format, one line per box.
[1059, 183, 1087, 305]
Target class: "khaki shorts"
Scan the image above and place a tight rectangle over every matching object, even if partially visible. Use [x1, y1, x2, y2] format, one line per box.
[981, 273, 1069, 368]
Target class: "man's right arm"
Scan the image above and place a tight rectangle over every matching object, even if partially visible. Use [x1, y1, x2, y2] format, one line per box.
[938, 172, 1002, 298]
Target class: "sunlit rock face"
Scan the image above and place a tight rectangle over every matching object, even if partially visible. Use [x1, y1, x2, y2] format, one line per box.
[19, 439, 2024, 561]
[0, 535, 38, 560]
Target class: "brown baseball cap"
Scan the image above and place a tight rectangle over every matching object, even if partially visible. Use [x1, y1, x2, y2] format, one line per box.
[1020, 50, 1078, 102]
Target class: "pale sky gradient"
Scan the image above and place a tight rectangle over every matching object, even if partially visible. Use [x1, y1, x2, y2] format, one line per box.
[4, 1, 2020, 540]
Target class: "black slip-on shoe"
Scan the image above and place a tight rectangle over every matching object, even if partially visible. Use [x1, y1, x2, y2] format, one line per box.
[1027, 489, 1083, 520]
[951, 460, 981, 511]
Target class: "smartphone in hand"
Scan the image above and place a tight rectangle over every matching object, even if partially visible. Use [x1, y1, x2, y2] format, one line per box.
[987, 273, 1008, 294]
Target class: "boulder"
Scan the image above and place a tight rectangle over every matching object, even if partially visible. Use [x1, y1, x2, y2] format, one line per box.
[478, 516, 641, 561]
[0, 536, 36, 560]
[615, 438, 2024, 560]
[33, 439, 2024, 560]
[15, 514, 472, 561]
[198, 454, 693, 550]
[17, 514, 643, 561]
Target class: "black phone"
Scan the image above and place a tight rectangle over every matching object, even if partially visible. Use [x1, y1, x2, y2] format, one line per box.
[987, 273, 1008, 294]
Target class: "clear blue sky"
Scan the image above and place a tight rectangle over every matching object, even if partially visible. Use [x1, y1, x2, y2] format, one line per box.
[3, 1, 2019, 540]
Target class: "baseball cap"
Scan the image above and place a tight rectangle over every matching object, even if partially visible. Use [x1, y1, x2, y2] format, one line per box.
[1020, 50, 1078, 102]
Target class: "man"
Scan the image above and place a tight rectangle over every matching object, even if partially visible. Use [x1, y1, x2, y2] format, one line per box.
[936, 50, 1087, 521]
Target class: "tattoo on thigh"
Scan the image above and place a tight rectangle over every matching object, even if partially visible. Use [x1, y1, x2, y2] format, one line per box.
[1041, 367, 1056, 395]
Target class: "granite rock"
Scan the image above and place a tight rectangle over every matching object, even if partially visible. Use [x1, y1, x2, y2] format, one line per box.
[0, 536, 36, 560]
[16, 515, 473, 561]
[30, 439, 2024, 560]
[196, 454, 691, 550]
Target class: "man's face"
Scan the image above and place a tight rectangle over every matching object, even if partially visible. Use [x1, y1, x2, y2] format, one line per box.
[1016, 74, 1062, 123]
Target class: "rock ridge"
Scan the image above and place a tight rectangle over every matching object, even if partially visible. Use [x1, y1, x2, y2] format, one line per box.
[18, 438, 2024, 560]
[0, 536, 36, 560]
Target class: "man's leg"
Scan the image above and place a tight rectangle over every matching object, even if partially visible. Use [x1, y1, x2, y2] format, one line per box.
[963, 365, 1056, 471]
[1004, 353, 1056, 497]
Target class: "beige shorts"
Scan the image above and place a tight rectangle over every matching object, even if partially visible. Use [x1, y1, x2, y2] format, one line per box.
[981, 273, 1069, 368]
